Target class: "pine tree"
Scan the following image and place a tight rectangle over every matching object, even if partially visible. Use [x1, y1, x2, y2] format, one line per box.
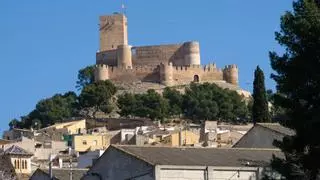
[252, 66, 270, 123]
[268, 0, 320, 179]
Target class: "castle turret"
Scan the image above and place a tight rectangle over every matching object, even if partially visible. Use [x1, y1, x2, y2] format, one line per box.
[183, 41, 201, 65]
[94, 64, 109, 82]
[117, 45, 132, 69]
[223, 64, 238, 85]
[160, 62, 173, 86]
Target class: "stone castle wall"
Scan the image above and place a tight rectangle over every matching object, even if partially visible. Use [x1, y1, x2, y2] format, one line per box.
[95, 64, 161, 83]
[132, 44, 184, 66]
[171, 65, 223, 85]
[95, 63, 233, 86]
[96, 42, 199, 67]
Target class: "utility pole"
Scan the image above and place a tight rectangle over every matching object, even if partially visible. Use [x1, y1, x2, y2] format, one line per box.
[69, 158, 73, 180]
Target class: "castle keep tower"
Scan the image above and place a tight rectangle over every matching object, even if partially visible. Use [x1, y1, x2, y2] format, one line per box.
[99, 14, 128, 51]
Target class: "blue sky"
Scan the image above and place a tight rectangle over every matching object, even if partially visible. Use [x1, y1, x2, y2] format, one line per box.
[0, 0, 292, 134]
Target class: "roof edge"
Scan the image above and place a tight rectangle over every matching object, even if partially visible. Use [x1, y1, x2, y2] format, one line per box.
[111, 145, 155, 166]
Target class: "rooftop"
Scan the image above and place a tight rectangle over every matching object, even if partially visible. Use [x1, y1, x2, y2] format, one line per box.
[31, 168, 88, 180]
[257, 123, 295, 136]
[4, 145, 33, 156]
[112, 145, 283, 167]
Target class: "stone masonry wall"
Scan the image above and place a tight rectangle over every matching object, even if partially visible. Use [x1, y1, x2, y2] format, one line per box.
[171, 65, 224, 85]
[132, 44, 184, 66]
[108, 65, 161, 83]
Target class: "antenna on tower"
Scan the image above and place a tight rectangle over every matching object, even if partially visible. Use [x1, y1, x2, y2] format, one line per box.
[121, 0, 127, 16]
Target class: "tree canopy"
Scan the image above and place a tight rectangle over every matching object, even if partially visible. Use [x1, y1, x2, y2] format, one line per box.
[78, 80, 117, 118]
[10, 91, 78, 129]
[118, 89, 169, 121]
[162, 87, 183, 117]
[252, 66, 270, 123]
[76, 65, 95, 90]
[183, 83, 249, 123]
[268, 0, 320, 179]
[118, 82, 249, 123]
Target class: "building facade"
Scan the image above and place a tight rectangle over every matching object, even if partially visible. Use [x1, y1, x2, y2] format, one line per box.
[4, 145, 33, 175]
[83, 145, 283, 180]
[162, 130, 200, 146]
[73, 134, 110, 152]
[232, 123, 295, 149]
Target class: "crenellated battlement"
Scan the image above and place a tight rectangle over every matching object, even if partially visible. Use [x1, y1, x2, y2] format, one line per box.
[96, 64, 108, 69]
[171, 63, 223, 73]
[224, 64, 238, 70]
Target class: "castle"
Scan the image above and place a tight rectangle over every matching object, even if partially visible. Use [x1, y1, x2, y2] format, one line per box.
[95, 13, 239, 87]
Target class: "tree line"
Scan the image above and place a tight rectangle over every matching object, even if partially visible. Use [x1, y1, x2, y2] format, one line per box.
[118, 83, 251, 123]
[10, 77, 253, 129]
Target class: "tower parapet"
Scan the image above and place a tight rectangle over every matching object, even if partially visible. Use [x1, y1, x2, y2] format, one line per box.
[117, 45, 132, 69]
[183, 41, 200, 65]
[223, 64, 238, 85]
[160, 62, 173, 86]
[94, 64, 109, 82]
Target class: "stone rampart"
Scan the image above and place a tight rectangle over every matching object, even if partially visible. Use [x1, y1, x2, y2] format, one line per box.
[108, 65, 160, 83]
[170, 64, 223, 85]
[96, 49, 117, 66]
[132, 44, 184, 66]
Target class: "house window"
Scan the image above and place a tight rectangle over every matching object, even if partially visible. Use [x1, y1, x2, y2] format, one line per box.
[82, 140, 87, 145]
[24, 160, 27, 169]
[17, 160, 20, 169]
[22, 160, 25, 169]
[14, 160, 17, 169]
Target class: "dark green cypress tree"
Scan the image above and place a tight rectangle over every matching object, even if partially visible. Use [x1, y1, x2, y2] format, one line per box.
[268, 0, 320, 179]
[252, 66, 270, 123]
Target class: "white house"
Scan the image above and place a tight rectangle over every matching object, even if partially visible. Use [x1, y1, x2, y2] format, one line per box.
[82, 145, 283, 180]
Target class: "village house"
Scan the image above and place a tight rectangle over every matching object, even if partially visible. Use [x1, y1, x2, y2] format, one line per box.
[37, 119, 86, 135]
[162, 129, 200, 146]
[83, 145, 282, 180]
[3, 128, 34, 140]
[73, 134, 110, 153]
[232, 123, 295, 149]
[4, 145, 33, 177]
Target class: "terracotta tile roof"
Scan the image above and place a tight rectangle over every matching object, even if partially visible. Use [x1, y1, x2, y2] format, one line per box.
[4, 145, 33, 156]
[112, 145, 283, 167]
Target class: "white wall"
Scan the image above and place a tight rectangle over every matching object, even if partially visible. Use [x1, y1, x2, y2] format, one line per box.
[159, 169, 206, 180]
[156, 166, 260, 180]
[212, 170, 256, 180]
